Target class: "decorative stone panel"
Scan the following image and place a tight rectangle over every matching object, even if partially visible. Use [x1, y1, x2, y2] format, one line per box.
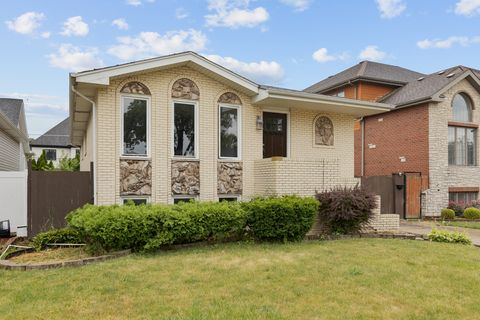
[120, 160, 152, 195]
[315, 116, 334, 146]
[171, 161, 200, 195]
[218, 162, 243, 194]
[171, 78, 200, 100]
[120, 81, 151, 95]
[218, 92, 242, 105]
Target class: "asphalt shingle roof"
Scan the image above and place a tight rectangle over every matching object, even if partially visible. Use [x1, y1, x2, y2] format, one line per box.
[31, 117, 72, 147]
[0, 98, 23, 126]
[304, 61, 425, 94]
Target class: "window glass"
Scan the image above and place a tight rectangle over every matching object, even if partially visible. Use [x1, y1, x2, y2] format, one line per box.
[452, 93, 472, 122]
[123, 198, 148, 205]
[219, 197, 238, 202]
[173, 197, 194, 204]
[45, 149, 56, 161]
[467, 128, 476, 166]
[123, 97, 147, 155]
[455, 127, 466, 165]
[449, 192, 479, 205]
[449, 126, 476, 166]
[220, 106, 239, 158]
[448, 127, 455, 165]
[174, 103, 195, 157]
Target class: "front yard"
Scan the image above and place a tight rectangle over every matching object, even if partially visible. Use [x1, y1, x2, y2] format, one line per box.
[443, 221, 480, 230]
[2, 239, 480, 319]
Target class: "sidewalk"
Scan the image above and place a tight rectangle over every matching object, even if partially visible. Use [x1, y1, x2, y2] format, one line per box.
[399, 220, 480, 246]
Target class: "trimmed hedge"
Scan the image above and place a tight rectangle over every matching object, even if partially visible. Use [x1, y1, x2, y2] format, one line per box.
[67, 196, 317, 252]
[428, 229, 472, 245]
[243, 196, 319, 242]
[32, 228, 83, 250]
[463, 207, 480, 220]
[440, 208, 455, 220]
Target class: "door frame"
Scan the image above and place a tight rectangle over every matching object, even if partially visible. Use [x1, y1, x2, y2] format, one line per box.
[262, 108, 290, 159]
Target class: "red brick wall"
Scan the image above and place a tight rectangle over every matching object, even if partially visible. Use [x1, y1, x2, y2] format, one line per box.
[357, 82, 396, 102]
[356, 104, 429, 178]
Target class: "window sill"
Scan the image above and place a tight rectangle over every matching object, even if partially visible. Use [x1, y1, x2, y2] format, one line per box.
[448, 164, 478, 168]
[120, 155, 151, 161]
[448, 121, 479, 128]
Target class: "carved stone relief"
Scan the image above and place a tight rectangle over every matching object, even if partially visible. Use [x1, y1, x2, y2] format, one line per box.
[171, 78, 200, 100]
[315, 116, 334, 146]
[217, 162, 243, 195]
[120, 81, 151, 95]
[120, 160, 152, 195]
[171, 161, 200, 195]
[218, 92, 242, 105]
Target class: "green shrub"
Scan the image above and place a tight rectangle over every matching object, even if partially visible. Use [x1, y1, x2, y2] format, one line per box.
[316, 186, 377, 234]
[440, 208, 455, 220]
[32, 228, 83, 250]
[448, 201, 465, 217]
[463, 207, 480, 220]
[243, 196, 319, 242]
[428, 229, 472, 245]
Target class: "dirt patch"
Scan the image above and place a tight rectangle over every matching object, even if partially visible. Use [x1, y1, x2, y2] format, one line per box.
[9, 247, 91, 265]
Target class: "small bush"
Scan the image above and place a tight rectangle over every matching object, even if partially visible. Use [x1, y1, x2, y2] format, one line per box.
[428, 229, 472, 245]
[463, 207, 480, 220]
[440, 208, 455, 220]
[316, 186, 377, 234]
[243, 196, 319, 242]
[448, 201, 465, 217]
[32, 228, 83, 250]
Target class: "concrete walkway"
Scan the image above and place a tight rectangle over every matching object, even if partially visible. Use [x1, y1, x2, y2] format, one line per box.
[399, 220, 480, 246]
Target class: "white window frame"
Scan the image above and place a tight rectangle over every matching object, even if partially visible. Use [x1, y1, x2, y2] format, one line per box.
[121, 196, 151, 205]
[120, 95, 151, 158]
[44, 148, 57, 161]
[172, 195, 198, 204]
[172, 100, 199, 159]
[218, 103, 242, 160]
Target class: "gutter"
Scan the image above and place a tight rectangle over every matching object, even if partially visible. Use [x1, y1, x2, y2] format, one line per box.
[361, 117, 365, 177]
[71, 85, 97, 205]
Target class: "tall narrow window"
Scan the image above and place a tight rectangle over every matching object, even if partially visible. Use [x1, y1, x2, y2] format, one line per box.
[122, 97, 148, 156]
[174, 102, 196, 157]
[219, 105, 240, 158]
[448, 126, 476, 166]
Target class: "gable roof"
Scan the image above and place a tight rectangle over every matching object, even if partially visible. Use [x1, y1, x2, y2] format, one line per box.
[0, 98, 23, 126]
[31, 117, 72, 147]
[304, 61, 425, 93]
[380, 66, 480, 107]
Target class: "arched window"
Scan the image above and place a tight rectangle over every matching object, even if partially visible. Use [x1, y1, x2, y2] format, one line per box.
[452, 93, 473, 122]
[315, 116, 334, 146]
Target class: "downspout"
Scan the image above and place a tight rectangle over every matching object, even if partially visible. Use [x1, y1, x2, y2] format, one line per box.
[71, 86, 97, 205]
[360, 117, 365, 177]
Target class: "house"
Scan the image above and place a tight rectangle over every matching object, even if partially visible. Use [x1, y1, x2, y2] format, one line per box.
[0, 98, 29, 171]
[306, 61, 480, 217]
[69, 51, 391, 206]
[30, 117, 79, 167]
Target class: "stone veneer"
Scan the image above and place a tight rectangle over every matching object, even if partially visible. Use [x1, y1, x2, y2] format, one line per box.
[171, 161, 200, 195]
[217, 162, 243, 194]
[120, 160, 152, 195]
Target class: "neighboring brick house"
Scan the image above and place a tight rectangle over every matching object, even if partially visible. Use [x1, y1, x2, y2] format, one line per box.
[306, 61, 480, 217]
[30, 117, 80, 167]
[69, 51, 390, 206]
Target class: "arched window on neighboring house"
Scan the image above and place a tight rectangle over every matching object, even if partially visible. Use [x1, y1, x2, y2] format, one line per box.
[314, 116, 334, 146]
[448, 93, 476, 167]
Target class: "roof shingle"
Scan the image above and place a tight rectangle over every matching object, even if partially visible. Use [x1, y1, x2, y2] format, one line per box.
[31, 117, 72, 147]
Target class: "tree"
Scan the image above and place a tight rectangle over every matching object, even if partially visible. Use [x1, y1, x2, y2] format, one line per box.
[31, 150, 54, 171]
[59, 154, 80, 171]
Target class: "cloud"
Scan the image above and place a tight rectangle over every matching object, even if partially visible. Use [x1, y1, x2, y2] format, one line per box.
[61, 16, 89, 37]
[41, 31, 51, 38]
[312, 48, 348, 63]
[417, 36, 480, 49]
[376, 0, 406, 18]
[112, 18, 129, 30]
[280, 0, 312, 11]
[5, 12, 45, 35]
[455, 0, 480, 16]
[108, 29, 207, 61]
[205, 54, 284, 84]
[48, 44, 104, 72]
[358, 45, 386, 61]
[175, 8, 189, 19]
[205, 0, 269, 28]
[126, 0, 155, 6]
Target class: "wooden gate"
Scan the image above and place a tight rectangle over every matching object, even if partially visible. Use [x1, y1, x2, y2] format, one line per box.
[27, 164, 93, 237]
[405, 173, 422, 219]
[361, 176, 395, 214]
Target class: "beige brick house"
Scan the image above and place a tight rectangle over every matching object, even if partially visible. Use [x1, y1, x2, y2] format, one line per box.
[69, 52, 390, 205]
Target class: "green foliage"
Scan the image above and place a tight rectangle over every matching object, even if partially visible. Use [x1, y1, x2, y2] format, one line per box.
[32, 228, 83, 250]
[448, 201, 465, 217]
[440, 208, 455, 220]
[59, 154, 80, 171]
[243, 196, 319, 242]
[428, 229, 472, 245]
[31, 150, 54, 171]
[316, 186, 377, 234]
[463, 207, 480, 220]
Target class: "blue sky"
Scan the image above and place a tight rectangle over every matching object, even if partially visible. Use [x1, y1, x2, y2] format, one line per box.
[1, 0, 480, 137]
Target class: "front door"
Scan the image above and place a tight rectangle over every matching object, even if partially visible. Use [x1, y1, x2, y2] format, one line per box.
[263, 112, 287, 158]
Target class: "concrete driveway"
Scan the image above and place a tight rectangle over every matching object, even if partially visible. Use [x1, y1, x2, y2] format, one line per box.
[399, 220, 480, 246]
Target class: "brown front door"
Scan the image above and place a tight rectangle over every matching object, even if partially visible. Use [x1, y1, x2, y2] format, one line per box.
[263, 112, 287, 158]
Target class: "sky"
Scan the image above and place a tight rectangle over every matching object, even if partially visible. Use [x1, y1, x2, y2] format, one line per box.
[1, 0, 480, 138]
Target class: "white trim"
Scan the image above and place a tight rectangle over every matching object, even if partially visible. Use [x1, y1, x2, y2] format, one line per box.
[172, 100, 199, 160]
[218, 103, 242, 160]
[120, 195, 151, 205]
[120, 94, 151, 158]
[262, 108, 290, 159]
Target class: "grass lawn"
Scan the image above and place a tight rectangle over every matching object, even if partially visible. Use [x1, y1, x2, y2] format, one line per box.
[443, 221, 480, 230]
[2, 239, 480, 320]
